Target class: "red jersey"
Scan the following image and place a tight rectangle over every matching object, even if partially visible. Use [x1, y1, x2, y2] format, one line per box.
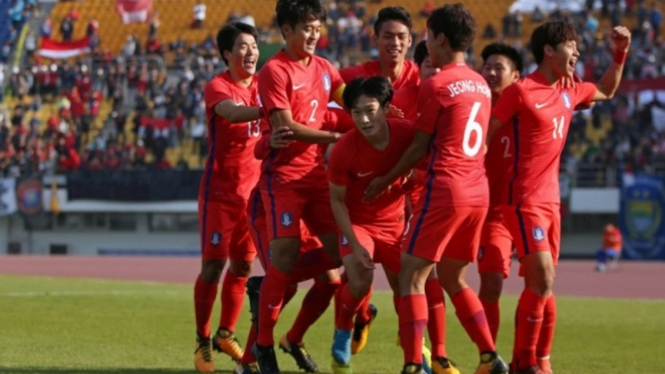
[485, 121, 514, 207]
[328, 119, 414, 226]
[340, 60, 420, 89]
[258, 50, 344, 184]
[492, 71, 596, 205]
[392, 84, 419, 122]
[416, 63, 492, 207]
[201, 71, 261, 202]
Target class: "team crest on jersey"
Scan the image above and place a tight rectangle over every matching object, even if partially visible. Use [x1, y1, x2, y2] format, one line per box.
[341, 235, 349, 246]
[532, 227, 545, 242]
[281, 212, 293, 227]
[323, 73, 331, 92]
[561, 92, 572, 109]
[211, 231, 221, 246]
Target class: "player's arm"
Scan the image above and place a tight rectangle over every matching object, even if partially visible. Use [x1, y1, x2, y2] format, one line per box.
[331, 84, 346, 108]
[329, 183, 374, 270]
[364, 130, 431, 201]
[253, 127, 294, 160]
[213, 100, 262, 123]
[269, 109, 341, 144]
[488, 83, 521, 144]
[593, 26, 631, 101]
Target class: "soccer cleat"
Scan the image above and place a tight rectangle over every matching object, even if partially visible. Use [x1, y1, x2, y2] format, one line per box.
[331, 329, 352, 365]
[246, 276, 264, 324]
[421, 343, 433, 374]
[432, 357, 461, 374]
[253, 343, 281, 374]
[351, 304, 378, 354]
[475, 352, 509, 374]
[536, 358, 553, 374]
[235, 361, 260, 374]
[279, 334, 319, 373]
[401, 364, 427, 374]
[213, 328, 244, 361]
[194, 336, 215, 373]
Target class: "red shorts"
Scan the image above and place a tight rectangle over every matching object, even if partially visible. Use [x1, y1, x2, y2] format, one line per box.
[261, 182, 337, 239]
[478, 206, 514, 278]
[339, 223, 403, 274]
[404, 205, 487, 263]
[247, 189, 322, 270]
[501, 203, 560, 265]
[199, 198, 256, 262]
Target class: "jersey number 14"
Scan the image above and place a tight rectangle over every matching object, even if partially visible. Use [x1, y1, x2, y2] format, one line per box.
[552, 116, 565, 139]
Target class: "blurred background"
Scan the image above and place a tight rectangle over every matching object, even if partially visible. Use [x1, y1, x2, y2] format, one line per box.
[0, 0, 664, 262]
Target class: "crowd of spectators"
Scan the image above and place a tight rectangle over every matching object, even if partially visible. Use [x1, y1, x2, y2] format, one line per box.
[2, 0, 665, 186]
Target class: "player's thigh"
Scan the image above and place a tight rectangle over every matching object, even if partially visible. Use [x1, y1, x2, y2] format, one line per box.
[260, 185, 306, 239]
[502, 204, 556, 261]
[301, 185, 337, 237]
[372, 225, 403, 276]
[340, 227, 375, 297]
[403, 206, 456, 262]
[199, 200, 238, 261]
[229, 207, 257, 262]
[547, 203, 561, 268]
[478, 220, 514, 279]
[442, 206, 488, 264]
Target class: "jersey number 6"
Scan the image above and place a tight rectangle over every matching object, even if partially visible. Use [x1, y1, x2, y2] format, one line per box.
[463, 102, 483, 157]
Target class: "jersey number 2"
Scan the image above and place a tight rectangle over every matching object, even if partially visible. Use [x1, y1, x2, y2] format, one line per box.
[309, 100, 319, 122]
[463, 102, 483, 157]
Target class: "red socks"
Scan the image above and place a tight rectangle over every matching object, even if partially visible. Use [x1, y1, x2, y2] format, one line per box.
[398, 294, 428, 365]
[355, 286, 374, 325]
[425, 279, 447, 359]
[288, 279, 340, 344]
[194, 275, 218, 338]
[481, 300, 500, 343]
[536, 294, 556, 359]
[450, 287, 495, 353]
[256, 266, 290, 346]
[515, 289, 548, 368]
[219, 272, 248, 332]
[335, 282, 366, 331]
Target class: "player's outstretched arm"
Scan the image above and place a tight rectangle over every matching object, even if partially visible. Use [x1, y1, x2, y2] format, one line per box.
[270, 109, 341, 144]
[213, 100, 262, 123]
[364, 130, 431, 201]
[329, 183, 375, 270]
[594, 26, 631, 101]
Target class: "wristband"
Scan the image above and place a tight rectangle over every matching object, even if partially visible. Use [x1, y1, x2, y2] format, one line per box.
[613, 50, 627, 65]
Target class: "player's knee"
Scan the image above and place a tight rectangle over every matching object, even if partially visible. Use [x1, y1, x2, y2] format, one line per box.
[526, 268, 554, 296]
[229, 259, 253, 277]
[479, 273, 504, 302]
[200, 260, 225, 283]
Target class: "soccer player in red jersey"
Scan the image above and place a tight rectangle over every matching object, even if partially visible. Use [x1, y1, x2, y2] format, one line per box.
[477, 43, 523, 343]
[253, 1, 346, 373]
[328, 76, 414, 373]
[365, 5, 509, 374]
[488, 22, 630, 374]
[339, 7, 419, 89]
[193, 23, 263, 374]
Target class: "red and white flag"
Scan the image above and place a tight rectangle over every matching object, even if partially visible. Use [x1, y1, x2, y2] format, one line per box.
[38, 37, 90, 59]
[116, 0, 153, 24]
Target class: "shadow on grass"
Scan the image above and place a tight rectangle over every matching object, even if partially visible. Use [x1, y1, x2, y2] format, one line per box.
[0, 370, 304, 374]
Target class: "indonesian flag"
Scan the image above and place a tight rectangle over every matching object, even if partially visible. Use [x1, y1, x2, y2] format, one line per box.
[38, 37, 90, 59]
[116, 0, 153, 24]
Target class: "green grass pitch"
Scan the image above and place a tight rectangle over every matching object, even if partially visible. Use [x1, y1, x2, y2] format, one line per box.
[0, 275, 663, 374]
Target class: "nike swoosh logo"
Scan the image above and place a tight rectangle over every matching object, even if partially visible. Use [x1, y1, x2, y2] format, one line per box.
[293, 84, 305, 90]
[535, 103, 547, 109]
[357, 171, 373, 177]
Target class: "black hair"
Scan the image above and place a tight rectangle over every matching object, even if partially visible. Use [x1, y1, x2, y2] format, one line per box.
[481, 42, 523, 73]
[216, 22, 258, 66]
[530, 21, 578, 64]
[414, 40, 428, 67]
[276, 0, 327, 31]
[373, 6, 413, 36]
[343, 76, 394, 109]
[426, 3, 477, 52]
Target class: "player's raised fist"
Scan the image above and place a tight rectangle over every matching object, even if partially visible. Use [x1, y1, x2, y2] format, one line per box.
[611, 26, 631, 52]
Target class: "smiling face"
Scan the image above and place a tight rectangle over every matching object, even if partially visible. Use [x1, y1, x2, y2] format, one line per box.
[223, 32, 259, 78]
[375, 20, 412, 65]
[547, 39, 579, 79]
[350, 95, 388, 138]
[481, 54, 520, 96]
[283, 19, 322, 58]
